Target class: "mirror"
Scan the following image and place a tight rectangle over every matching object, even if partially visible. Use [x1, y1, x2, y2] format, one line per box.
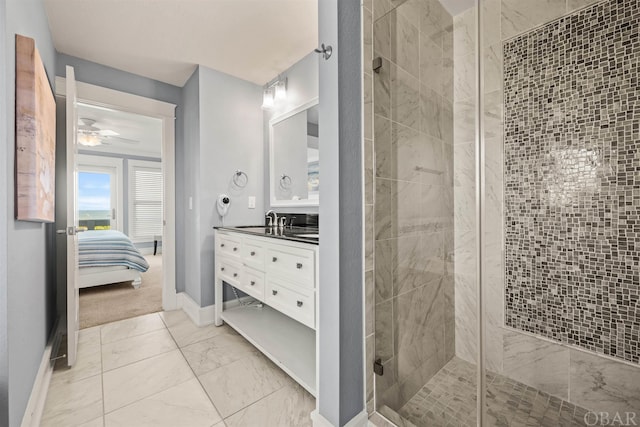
[269, 99, 319, 206]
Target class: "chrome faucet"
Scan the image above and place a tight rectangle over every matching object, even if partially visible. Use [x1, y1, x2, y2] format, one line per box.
[265, 210, 278, 227]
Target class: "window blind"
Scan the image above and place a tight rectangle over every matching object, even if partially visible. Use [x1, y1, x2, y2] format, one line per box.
[131, 167, 163, 240]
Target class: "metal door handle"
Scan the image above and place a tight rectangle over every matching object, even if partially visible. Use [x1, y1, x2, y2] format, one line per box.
[251, 251, 256, 256]
[296, 263, 303, 269]
[272, 257, 278, 262]
[272, 290, 278, 295]
[233, 273, 238, 277]
[233, 247, 238, 251]
[250, 281, 256, 286]
[221, 267, 225, 271]
[221, 243, 225, 247]
[297, 301, 303, 307]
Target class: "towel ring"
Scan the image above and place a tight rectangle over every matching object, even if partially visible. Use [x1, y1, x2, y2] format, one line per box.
[280, 174, 292, 189]
[233, 169, 248, 188]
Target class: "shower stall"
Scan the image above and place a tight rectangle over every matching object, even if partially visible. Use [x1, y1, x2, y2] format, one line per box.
[362, 0, 640, 425]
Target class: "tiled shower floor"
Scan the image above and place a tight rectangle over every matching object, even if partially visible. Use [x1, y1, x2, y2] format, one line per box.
[383, 357, 591, 427]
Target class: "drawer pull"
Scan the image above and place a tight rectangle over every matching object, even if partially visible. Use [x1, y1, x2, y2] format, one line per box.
[296, 263, 303, 269]
[297, 301, 303, 307]
[272, 290, 278, 296]
[221, 267, 225, 271]
[233, 273, 238, 278]
[272, 257, 278, 262]
[221, 243, 225, 248]
[251, 251, 256, 256]
[233, 247, 238, 251]
[250, 281, 256, 286]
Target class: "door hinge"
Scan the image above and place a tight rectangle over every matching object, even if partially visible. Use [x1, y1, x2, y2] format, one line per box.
[373, 358, 384, 376]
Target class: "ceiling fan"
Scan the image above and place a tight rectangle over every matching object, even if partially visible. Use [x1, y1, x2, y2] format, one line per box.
[77, 118, 140, 147]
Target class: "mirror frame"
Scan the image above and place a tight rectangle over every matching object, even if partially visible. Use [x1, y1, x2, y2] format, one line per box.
[268, 97, 319, 207]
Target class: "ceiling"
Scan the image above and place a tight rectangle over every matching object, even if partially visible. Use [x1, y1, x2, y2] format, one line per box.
[44, 0, 318, 87]
[77, 103, 163, 157]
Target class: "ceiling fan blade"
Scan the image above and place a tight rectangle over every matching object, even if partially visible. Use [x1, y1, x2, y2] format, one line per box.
[98, 129, 119, 137]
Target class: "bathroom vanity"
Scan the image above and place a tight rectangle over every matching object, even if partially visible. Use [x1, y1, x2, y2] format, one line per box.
[213, 225, 319, 396]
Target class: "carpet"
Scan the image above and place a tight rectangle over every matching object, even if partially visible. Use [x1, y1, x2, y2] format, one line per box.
[79, 255, 163, 329]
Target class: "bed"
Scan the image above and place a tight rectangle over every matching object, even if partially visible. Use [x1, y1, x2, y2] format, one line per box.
[78, 230, 149, 289]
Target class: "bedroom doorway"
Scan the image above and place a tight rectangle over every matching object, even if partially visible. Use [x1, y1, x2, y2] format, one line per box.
[56, 76, 178, 330]
[75, 104, 165, 328]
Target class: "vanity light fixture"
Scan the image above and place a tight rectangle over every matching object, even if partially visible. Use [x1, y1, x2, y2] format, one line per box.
[262, 77, 287, 109]
[275, 79, 287, 101]
[261, 88, 275, 109]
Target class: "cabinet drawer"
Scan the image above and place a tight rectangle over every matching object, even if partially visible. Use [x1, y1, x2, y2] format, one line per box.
[218, 258, 242, 287]
[265, 279, 315, 329]
[217, 234, 242, 258]
[266, 247, 315, 288]
[237, 267, 265, 301]
[242, 239, 264, 269]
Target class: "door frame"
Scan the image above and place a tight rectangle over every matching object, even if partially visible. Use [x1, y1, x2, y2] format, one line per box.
[77, 154, 125, 232]
[55, 77, 179, 310]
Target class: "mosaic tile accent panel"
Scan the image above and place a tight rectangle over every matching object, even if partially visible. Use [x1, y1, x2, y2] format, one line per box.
[503, 0, 640, 364]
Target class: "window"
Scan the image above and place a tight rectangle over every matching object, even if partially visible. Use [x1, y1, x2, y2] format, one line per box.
[129, 160, 163, 242]
[77, 155, 123, 231]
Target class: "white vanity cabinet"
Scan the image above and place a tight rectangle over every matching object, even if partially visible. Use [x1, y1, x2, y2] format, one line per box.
[213, 228, 318, 395]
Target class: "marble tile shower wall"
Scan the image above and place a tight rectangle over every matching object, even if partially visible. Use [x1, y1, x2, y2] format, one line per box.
[452, 0, 640, 414]
[365, 0, 456, 413]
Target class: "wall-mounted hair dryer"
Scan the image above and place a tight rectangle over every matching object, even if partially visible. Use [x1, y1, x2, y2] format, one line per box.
[216, 194, 231, 217]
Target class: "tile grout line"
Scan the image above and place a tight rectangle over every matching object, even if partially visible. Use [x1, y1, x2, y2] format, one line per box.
[100, 320, 195, 417]
[163, 311, 301, 424]
[161, 312, 227, 422]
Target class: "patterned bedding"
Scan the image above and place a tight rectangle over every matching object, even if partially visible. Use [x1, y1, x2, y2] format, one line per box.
[78, 230, 149, 272]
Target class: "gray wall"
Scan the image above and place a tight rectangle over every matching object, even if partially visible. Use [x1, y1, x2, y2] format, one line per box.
[263, 52, 319, 214]
[197, 66, 263, 306]
[4, 0, 57, 425]
[180, 68, 201, 304]
[55, 53, 184, 292]
[0, 0, 9, 422]
[318, 0, 364, 425]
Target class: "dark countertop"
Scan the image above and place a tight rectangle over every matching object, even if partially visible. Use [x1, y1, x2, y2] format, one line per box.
[214, 225, 319, 245]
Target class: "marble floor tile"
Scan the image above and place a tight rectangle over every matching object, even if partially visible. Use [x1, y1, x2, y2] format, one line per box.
[199, 353, 289, 418]
[102, 328, 177, 372]
[181, 331, 259, 376]
[41, 374, 103, 427]
[225, 383, 315, 427]
[101, 312, 165, 345]
[52, 329, 102, 384]
[77, 417, 104, 427]
[103, 349, 194, 413]
[105, 378, 221, 427]
[160, 309, 232, 347]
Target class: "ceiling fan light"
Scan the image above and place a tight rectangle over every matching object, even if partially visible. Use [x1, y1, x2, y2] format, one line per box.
[78, 133, 102, 147]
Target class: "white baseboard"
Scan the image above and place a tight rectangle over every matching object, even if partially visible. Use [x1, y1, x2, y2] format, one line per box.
[311, 409, 368, 427]
[21, 318, 62, 427]
[177, 292, 215, 327]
